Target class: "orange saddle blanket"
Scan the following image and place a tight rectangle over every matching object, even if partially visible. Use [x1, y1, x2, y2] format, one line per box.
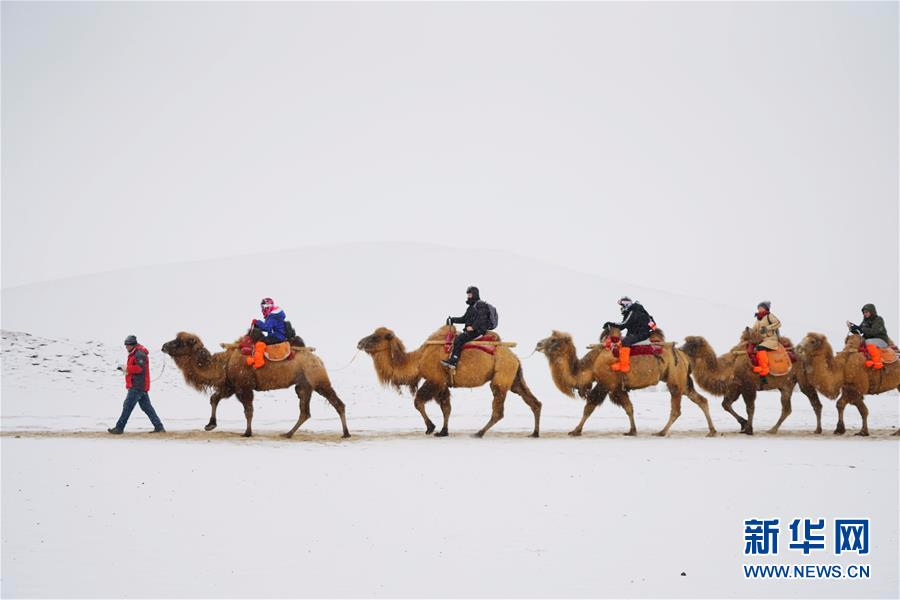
[859, 344, 898, 366]
[749, 345, 792, 376]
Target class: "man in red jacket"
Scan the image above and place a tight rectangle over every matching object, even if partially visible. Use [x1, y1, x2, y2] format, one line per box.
[108, 335, 165, 434]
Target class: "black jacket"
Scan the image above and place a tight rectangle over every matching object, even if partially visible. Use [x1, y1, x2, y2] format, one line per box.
[606, 302, 654, 339]
[450, 301, 493, 334]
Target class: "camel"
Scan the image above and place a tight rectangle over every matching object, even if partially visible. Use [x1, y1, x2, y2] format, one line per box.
[534, 328, 716, 437]
[356, 325, 541, 437]
[796, 332, 900, 436]
[679, 329, 823, 435]
[161, 332, 350, 438]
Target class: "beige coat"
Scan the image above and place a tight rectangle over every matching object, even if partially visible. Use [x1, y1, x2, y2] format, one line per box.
[752, 313, 782, 350]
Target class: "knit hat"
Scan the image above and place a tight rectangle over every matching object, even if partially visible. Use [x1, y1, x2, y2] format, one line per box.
[124, 335, 138, 346]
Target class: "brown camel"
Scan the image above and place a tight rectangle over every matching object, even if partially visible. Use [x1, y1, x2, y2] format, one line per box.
[534, 328, 716, 437]
[796, 332, 900, 436]
[680, 329, 823, 435]
[356, 325, 541, 437]
[161, 332, 350, 438]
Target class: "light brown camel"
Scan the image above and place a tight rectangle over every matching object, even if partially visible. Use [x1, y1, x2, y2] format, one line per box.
[356, 325, 541, 437]
[162, 332, 349, 438]
[534, 328, 716, 437]
[796, 332, 900, 436]
[680, 329, 823, 435]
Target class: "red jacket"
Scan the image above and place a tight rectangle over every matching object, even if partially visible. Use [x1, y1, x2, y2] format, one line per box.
[126, 344, 151, 391]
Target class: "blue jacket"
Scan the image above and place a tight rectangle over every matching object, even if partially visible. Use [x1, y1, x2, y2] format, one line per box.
[254, 310, 287, 343]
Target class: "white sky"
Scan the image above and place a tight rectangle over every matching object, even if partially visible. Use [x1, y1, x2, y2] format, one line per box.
[2, 2, 897, 315]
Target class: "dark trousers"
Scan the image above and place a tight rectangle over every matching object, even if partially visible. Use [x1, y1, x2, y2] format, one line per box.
[115, 388, 164, 431]
[451, 329, 484, 360]
[622, 332, 651, 347]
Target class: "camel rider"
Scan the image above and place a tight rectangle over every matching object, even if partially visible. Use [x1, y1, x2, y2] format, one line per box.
[441, 286, 493, 370]
[847, 303, 890, 369]
[751, 301, 781, 377]
[603, 297, 655, 373]
[247, 297, 287, 369]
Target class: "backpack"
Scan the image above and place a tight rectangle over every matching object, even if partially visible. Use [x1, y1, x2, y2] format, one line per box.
[283, 320, 297, 340]
[478, 301, 499, 330]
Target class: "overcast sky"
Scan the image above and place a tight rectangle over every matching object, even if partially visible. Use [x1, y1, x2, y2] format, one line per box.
[2, 2, 897, 316]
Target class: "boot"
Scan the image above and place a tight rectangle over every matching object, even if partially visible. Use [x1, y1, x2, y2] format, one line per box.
[107, 427, 124, 435]
[611, 346, 631, 373]
[247, 341, 266, 369]
[865, 344, 884, 369]
[753, 350, 770, 376]
[441, 355, 459, 370]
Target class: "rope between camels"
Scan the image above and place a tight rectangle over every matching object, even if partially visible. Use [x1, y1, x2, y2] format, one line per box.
[330, 349, 361, 372]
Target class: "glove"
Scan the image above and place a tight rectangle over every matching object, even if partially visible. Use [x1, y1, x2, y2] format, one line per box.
[603, 322, 613, 329]
[446, 316, 452, 326]
[116, 364, 124, 372]
[849, 324, 861, 335]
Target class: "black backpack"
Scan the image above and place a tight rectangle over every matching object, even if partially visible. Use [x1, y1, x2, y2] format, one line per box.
[479, 301, 499, 330]
[283, 320, 297, 340]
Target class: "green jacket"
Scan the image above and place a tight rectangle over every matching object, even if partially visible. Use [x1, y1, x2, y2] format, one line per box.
[859, 304, 889, 343]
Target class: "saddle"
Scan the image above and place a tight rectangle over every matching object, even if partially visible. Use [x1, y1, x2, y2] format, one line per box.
[443, 331, 500, 355]
[747, 343, 792, 376]
[858, 343, 898, 365]
[237, 336, 295, 362]
[605, 336, 664, 358]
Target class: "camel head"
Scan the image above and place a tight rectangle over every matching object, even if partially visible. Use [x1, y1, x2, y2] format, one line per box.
[357, 327, 407, 363]
[535, 331, 574, 357]
[797, 333, 833, 359]
[162, 332, 205, 357]
[680, 335, 711, 358]
[741, 326, 763, 346]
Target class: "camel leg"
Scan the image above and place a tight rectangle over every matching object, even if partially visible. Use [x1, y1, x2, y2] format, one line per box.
[237, 390, 254, 437]
[283, 382, 313, 438]
[569, 386, 606, 436]
[434, 388, 451, 437]
[799, 384, 823, 434]
[655, 390, 682, 437]
[413, 382, 437, 435]
[510, 368, 541, 438]
[834, 391, 849, 435]
[610, 389, 637, 436]
[741, 390, 757, 435]
[850, 392, 870, 437]
[317, 382, 350, 438]
[474, 385, 508, 438]
[685, 386, 717, 437]
[767, 387, 793, 434]
[721, 388, 747, 432]
[205, 388, 233, 431]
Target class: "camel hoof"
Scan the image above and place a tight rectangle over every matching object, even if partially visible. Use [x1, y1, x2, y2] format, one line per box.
[567, 430, 581, 437]
[242, 432, 252, 438]
[766, 428, 778, 435]
[472, 432, 485, 439]
[814, 428, 823, 435]
[833, 428, 846, 435]
[281, 432, 293, 439]
[204, 423, 217, 431]
[741, 429, 754, 436]
[425, 423, 436, 435]
[854, 431, 870, 437]
[529, 432, 540, 438]
[653, 431, 666, 437]
[706, 431, 718, 438]
[342, 433, 351, 439]
[434, 430, 449, 437]
[623, 431, 637, 437]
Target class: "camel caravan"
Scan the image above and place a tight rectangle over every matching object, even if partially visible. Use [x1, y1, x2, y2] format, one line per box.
[155, 293, 900, 439]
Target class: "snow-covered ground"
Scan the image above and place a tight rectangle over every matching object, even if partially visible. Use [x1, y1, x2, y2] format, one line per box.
[2, 246, 898, 598]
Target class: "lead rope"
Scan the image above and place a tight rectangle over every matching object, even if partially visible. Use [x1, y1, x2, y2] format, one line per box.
[331, 350, 361, 372]
[151, 354, 168, 383]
